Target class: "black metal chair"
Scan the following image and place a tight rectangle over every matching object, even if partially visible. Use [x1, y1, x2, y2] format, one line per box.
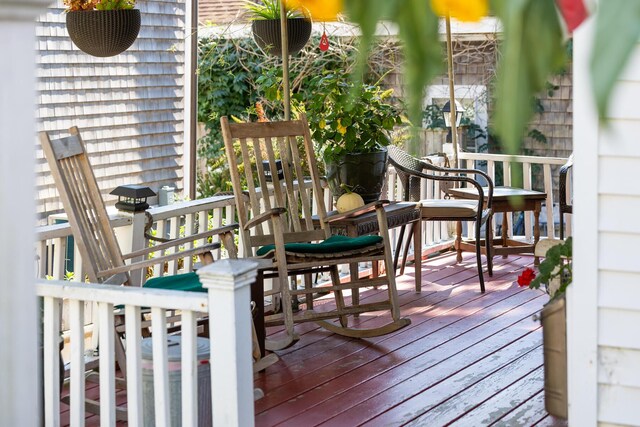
[388, 146, 494, 292]
[559, 154, 573, 240]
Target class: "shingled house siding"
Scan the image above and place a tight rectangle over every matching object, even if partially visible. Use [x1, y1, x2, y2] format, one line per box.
[35, 0, 186, 221]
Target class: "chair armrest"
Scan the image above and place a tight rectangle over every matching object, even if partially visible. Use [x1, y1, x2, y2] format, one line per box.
[98, 242, 222, 278]
[324, 200, 389, 223]
[122, 224, 239, 260]
[244, 208, 287, 230]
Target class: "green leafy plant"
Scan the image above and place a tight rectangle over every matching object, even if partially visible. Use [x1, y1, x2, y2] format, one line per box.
[63, 0, 135, 11]
[518, 237, 572, 298]
[298, 72, 403, 163]
[244, 0, 304, 19]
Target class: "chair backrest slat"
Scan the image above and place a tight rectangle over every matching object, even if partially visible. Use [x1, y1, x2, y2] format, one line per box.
[221, 115, 329, 256]
[40, 127, 128, 285]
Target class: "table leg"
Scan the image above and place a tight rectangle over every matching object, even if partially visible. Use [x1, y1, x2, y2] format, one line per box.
[456, 220, 463, 263]
[413, 219, 422, 292]
[501, 212, 508, 258]
[534, 203, 541, 265]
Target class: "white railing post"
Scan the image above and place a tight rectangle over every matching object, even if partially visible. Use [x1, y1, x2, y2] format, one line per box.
[198, 259, 258, 427]
[113, 210, 147, 286]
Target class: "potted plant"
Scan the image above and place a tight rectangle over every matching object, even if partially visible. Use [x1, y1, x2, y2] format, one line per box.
[517, 237, 572, 420]
[301, 72, 403, 202]
[245, 0, 312, 57]
[64, 0, 140, 57]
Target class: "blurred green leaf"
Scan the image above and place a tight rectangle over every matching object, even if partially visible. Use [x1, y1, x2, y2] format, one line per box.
[345, 0, 442, 156]
[591, 0, 640, 120]
[491, 0, 566, 154]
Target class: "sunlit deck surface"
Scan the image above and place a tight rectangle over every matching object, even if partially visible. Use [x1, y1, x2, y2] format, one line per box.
[61, 251, 567, 426]
[256, 251, 567, 427]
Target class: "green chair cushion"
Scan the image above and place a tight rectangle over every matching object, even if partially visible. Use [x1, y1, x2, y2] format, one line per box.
[256, 234, 383, 256]
[143, 271, 205, 293]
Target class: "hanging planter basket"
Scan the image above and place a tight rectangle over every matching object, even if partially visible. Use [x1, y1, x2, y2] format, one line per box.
[66, 9, 141, 57]
[251, 18, 311, 57]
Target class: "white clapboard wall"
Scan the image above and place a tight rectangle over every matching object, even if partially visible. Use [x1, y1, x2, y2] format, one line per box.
[34, 0, 186, 222]
[572, 19, 640, 427]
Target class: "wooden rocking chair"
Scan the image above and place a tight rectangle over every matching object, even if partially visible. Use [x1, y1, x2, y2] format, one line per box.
[221, 115, 410, 350]
[39, 127, 272, 417]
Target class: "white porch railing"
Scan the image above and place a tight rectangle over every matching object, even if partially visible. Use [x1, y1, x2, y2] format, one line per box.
[38, 259, 257, 427]
[458, 152, 571, 240]
[35, 153, 570, 335]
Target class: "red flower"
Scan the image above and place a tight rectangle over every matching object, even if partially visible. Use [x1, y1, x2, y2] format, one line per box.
[517, 268, 536, 287]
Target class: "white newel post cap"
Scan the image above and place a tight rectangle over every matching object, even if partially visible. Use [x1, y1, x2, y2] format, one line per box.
[197, 259, 259, 291]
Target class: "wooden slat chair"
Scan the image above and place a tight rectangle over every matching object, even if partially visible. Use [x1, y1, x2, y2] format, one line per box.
[221, 115, 410, 350]
[388, 146, 494, 292]
[39, 127, 251, 416]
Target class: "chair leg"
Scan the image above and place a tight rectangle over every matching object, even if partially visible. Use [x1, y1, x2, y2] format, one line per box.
[400, 225, 414, 276]
[475, 220, 486, 293]
[394, 224, 407, 272]
[485, 216, 494, 277]
[456, 220, 463, 263]
[304, 273, 313, 310]
[412, 220, 422, 292]
[330, 265, 348, 327]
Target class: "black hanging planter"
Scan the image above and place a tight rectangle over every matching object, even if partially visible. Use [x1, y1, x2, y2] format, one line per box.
[66, 9, 141, 57]
[251, 18, 312, 57]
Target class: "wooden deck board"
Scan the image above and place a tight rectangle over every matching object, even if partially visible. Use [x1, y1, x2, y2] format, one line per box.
[255, 252, 558, 426]
[58, 251, 562, 426]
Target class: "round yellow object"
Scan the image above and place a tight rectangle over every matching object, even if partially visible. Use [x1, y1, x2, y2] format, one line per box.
[336, 192, 365, 213]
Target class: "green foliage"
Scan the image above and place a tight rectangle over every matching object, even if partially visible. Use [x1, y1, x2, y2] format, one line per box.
[529, 237, 572, 298]
[197, 37, 264, 162]
[244, 0, 303, 19]
[344, 0, 443, 155]
[422, 104, 446, 129]
[296, 73, 403, 163]
[491, 0, 567, 155]
[591, 0, 640, 120]
[197, 34, 402, 196]
[95, 0, 135, 10]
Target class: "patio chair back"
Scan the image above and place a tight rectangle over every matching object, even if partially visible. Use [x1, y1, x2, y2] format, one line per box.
[221, 115, 329, 256]
[221, 115, 410, 350]
[39, 127, 129, 286]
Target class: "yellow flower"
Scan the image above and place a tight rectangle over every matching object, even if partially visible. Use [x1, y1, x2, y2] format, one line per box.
[337, 120, 347, 135]
[319, 119, 326, 129]
[430, 0, 487, 22]
[285, 0, 343, 21]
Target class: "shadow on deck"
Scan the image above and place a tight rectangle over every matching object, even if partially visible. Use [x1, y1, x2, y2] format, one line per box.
[59, 251, 568, 426]
[255, 251, 568, 426]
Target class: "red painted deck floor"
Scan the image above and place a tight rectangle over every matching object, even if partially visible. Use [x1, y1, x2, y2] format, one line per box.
[60, 251, 568, 426]
[255, 251, 568, 427]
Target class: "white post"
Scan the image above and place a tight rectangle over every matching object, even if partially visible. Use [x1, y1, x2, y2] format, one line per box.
[198, 259, 257, 427]
[0, 1, 50, 425]
[113, 210, 147, 286]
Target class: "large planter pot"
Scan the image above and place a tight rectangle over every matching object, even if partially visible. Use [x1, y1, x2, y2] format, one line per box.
[541, 295, 568, 419]
[66, 9, 141, 57]
[251, 18, 312, 57]
[325, 149, 389, 203]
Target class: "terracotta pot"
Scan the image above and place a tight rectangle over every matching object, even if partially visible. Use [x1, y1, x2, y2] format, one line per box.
[66, 9, 141, 57]
[541, 295, 568, 419]
[251, 18, 311, 56]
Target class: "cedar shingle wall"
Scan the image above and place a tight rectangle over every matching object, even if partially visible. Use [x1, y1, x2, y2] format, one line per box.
[35, 0, 186, 222]
[199, 0, 247, 24]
